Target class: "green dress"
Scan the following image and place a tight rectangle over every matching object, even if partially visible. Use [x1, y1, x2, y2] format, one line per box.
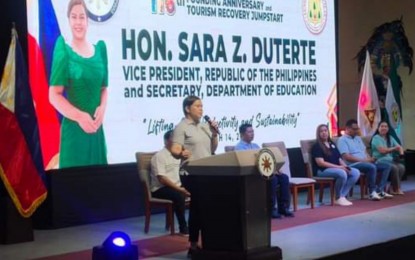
[50, 36, 108, 168]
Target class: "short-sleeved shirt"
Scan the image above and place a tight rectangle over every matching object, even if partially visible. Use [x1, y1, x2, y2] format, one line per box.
[150, 147, 181, 192]
[337, 134, 367, 165]
[311, 141, 342, 174]
[371, 134, 399, 163]
[234, 140, 260, 150]
[172, 118, 213, 160]
[50, 36, 108, 115]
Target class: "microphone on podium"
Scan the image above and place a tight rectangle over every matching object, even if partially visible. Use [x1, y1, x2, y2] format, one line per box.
[204, 115, 220, 135]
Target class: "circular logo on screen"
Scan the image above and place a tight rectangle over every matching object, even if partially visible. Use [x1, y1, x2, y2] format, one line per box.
[302, 0, 328, 34]
[257, 148, 277, 178]
[86, 0, 119, 22]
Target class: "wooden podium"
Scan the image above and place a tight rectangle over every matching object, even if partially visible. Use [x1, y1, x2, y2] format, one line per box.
[185, 149, 283, 260]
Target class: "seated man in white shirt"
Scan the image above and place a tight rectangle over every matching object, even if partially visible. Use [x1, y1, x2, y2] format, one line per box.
[150, 130, 190, 235]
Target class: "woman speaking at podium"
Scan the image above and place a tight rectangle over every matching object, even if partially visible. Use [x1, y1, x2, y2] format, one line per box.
[170, 95, 219, 258]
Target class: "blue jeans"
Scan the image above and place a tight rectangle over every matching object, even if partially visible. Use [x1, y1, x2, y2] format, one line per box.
[349, 162, 391, 194]
[317, 167, 360, 199]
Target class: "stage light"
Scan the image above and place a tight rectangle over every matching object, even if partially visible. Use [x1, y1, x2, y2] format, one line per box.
[92, 231, 138, 260]
[112, 237, 126, 247]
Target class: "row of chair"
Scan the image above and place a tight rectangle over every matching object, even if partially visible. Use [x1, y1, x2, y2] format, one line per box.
[300, 136, 371, 206]
[226, 137, 373, 212]
[226, 142, 317, 212]
[225, 141, 316, 211]
[136, 137, 372, 235]
[300, 137, 371, 205]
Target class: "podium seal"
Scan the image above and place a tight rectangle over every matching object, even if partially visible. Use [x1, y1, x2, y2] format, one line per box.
[257, 148, 277, 178]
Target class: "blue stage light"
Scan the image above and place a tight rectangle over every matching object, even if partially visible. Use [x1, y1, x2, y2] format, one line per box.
[104, 231, 130, 248]
[112, 237, 126, 247]
[92, 231, 138, 260]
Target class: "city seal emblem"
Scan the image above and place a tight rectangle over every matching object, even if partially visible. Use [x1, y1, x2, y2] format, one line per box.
[302, 0, 328, 34]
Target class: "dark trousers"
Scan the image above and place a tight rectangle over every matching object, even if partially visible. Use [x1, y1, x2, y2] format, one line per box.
[270, 173, 290, 212]
[181, 175, 200, 243]
[152, 186, 187, 230]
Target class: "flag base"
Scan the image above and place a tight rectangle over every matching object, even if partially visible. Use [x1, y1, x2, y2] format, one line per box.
[0, 196, 34, 244]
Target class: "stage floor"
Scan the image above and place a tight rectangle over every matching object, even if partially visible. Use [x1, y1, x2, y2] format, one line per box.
[1, 175, 415, 260]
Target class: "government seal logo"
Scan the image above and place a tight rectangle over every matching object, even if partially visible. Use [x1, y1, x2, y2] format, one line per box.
[302, 0, 327, 34]
[257, 148, 277, 178]
[389, 103, 401, 129]
[86, 0, 119, 22]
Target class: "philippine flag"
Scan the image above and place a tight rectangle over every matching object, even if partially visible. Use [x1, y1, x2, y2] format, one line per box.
[0, 28, 47, 217]
[27, 0, 61, 169]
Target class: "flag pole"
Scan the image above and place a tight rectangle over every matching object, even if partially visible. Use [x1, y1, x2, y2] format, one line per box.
[12, 22, 17, 36]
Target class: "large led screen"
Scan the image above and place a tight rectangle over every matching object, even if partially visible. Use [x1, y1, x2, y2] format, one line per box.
[27, 0, 338, 169]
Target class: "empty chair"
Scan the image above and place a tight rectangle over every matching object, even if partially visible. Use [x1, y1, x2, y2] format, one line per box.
[300, 139, 335, 206]
[262, 141, 315, 211]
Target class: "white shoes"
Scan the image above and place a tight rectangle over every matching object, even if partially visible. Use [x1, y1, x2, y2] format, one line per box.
[369, 191, 382, 201]
[378, 191, 394, 199]
[335, 197, 353, 206]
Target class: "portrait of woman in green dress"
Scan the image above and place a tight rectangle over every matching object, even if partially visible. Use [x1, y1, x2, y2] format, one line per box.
[49, 0, 108, 168]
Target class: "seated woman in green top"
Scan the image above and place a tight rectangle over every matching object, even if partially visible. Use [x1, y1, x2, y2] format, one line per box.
[371, 121, 405, 195]
[49, 0, 108, 168]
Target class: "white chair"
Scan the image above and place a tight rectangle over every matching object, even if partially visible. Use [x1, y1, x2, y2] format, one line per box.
[262, 141, 315, 211]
